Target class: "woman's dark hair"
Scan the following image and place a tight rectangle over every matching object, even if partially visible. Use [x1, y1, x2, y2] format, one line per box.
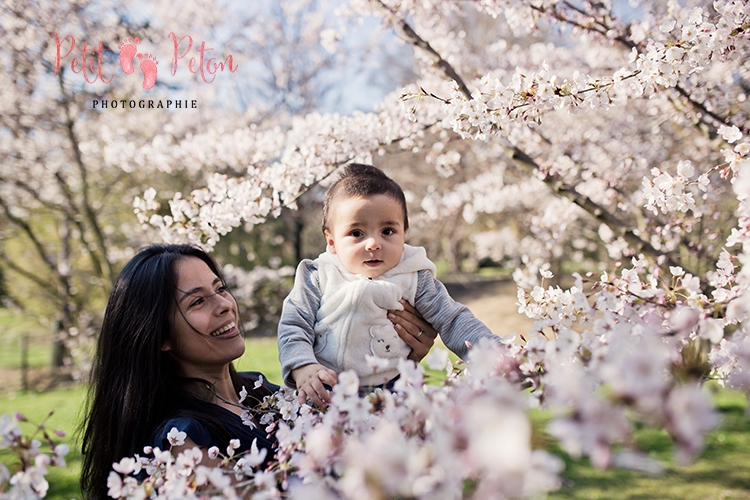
[322, 163, 409, 233]
[79, 244, 267, 500]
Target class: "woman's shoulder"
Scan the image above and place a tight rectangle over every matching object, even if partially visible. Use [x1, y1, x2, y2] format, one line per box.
[152, 415, 212, 450]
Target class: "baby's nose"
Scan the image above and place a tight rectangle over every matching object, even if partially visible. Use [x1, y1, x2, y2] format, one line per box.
[365, 237, 381, 251]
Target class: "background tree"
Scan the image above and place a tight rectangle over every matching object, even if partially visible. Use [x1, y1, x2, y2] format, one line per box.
[3, 1, 750, 496]
[127, 0, 750, 483]
[139, 1, 747, 284]
[0, 0, 409, 369]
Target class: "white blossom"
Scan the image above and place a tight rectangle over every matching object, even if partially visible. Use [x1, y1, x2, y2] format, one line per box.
[166, 427, 187, 447]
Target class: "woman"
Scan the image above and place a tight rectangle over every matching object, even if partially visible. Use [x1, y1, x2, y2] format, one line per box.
[80, 244, 436, 499]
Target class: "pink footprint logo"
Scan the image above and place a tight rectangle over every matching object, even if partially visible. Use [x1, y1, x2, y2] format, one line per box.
[117, 38, 140, 74]
[136, 53, 158, 90]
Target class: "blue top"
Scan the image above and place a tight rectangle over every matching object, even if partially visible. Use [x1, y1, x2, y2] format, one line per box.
[151, 372, 278, 466]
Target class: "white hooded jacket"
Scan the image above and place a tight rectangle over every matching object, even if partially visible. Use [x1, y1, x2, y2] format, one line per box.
[277, 244, 500, 388]
[312, 244, 436, 386]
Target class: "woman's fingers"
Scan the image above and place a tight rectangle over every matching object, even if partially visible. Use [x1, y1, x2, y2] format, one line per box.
[388, 306, 436, 340]
[394, 322, 433, 361]
[401, 300, 438, 338]
[391, 318, 435, 362]
[387, 300, 439, 362]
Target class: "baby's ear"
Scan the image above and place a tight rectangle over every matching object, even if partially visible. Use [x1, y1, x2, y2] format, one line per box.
[324, 230, 336, 254]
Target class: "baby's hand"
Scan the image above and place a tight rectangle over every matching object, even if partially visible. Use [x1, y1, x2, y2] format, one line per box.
[292, 363, 338, 407]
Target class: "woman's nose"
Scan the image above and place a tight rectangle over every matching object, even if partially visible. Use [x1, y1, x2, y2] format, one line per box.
[213, 293, 233, 313]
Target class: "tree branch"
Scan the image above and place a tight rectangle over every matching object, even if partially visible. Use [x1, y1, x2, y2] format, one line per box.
[381, 5, 704, 278]
[1, 139, 109, 286]
[0, 251, 60, 302]
[57, 72, 115, 284]
[535, 1, 743, 131]
[503, 145, 695, 274]
[377, 0, 472, 100]
[0, 196, 68, 291]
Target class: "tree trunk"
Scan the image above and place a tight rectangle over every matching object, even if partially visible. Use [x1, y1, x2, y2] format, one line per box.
[51, 318, 68, 368]
[20, 330, 29, 391]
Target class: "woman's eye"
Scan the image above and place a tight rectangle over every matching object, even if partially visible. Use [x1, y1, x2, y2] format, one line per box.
[190, 297, 205, 307]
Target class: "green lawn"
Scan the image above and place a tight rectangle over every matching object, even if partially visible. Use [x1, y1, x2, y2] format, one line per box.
[235, 336, 284, 385]
[548, 387, 750, 500]
[0, 309, 50, 369]
[1, 337, 749, 500]
[0, 386, 86, 500]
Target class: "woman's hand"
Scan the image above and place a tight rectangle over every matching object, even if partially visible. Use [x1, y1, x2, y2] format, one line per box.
[388, 300, 438, 362]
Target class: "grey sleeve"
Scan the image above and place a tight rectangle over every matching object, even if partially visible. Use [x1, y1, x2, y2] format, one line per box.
[277, 259, 322, 388]
[414, 270, 502, 360]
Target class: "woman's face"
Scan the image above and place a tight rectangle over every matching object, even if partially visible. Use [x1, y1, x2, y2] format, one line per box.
[162, 256, 245, 377]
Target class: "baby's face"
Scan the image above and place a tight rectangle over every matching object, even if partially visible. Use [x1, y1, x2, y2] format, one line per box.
[325, 194, 406, 278]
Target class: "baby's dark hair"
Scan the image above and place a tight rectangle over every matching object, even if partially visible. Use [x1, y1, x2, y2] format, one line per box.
[322, 163, 408, 233]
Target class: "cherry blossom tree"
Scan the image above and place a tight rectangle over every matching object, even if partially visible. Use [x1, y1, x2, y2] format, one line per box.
[5, 0, 750, 497]
[0, 0, 371, 368]
[128, 0, 750, 494]
[0, 0, 157, 367]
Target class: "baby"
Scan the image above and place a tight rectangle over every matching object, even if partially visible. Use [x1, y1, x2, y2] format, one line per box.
[277, 163, 500, 403]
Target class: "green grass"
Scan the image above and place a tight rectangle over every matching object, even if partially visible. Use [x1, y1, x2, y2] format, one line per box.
[235, 336, 283, 385]
[547, 387, 750, 500]
[0, 309, 50, 369]
[0, 386, 86, 500]
[2, 338, 749, 500]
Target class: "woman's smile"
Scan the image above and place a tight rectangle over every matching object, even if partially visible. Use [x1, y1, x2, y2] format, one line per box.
[208, 320, 239, 337]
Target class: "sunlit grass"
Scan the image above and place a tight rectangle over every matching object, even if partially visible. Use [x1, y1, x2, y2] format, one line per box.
[235, 336, 283, 386]
[0, 386, 86, 500]
[547, 386, 750, 500]
[0, 309, 49, 369]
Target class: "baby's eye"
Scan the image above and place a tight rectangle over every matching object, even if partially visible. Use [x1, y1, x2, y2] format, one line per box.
[382, 228, 396, 236]
[349, 229, 363, 238]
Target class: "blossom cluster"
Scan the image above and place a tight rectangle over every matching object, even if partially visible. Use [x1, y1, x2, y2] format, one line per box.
[131, 108, 423, 249]
[515, 262, 730, 465]
[105, 433, 271, 500]
[106, 350, 568, 500]
[0, 413, 68, 500]
[401, 1, 749, 141]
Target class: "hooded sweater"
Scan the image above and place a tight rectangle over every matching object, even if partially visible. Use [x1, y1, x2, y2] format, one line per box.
[277, 244, 499, 387]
